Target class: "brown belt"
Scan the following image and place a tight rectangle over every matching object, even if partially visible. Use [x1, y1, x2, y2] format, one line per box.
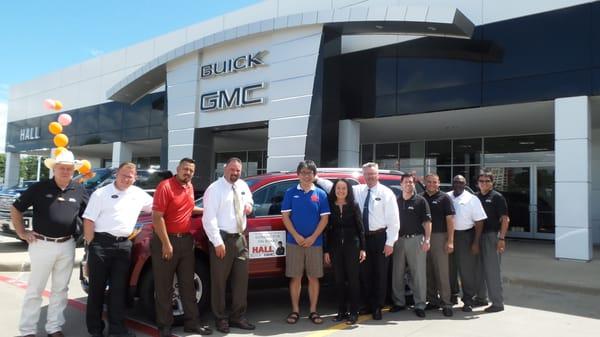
[33, 233, 72, 243]
[167, 232, 191, 238]
[366, 228, 386, 236]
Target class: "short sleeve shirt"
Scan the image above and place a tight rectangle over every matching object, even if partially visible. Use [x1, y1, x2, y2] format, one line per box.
[153, 177, 195, 233]
[477, 190, 508, 233]
[13, 179, 89, 237]
[83, 183, 154, 237]
[422, 191, 455, 233]
[281, 184, 331, 246]
[398, 193, 431, 236]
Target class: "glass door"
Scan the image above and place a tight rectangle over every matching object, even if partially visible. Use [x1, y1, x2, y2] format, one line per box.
[484, 165, 554, 239]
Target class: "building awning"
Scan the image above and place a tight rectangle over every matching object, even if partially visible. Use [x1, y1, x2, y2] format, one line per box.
[108, 6, 475, 104]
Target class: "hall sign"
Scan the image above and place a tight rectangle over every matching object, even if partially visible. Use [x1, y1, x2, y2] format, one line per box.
[20, 127, 41, 141]
[199, 50, 268, 112]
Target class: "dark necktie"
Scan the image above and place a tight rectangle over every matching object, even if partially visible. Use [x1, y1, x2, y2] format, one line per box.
[232, 184, 244, 233]
[363, 188, 371, 233]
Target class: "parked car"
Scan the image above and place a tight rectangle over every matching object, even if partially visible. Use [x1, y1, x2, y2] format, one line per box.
[0, 169, 171, 241]
[80, 168, 423, 323]
[0, 181, 40, 239]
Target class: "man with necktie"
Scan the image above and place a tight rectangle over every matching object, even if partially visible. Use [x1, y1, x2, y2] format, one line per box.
[353, 162, 399, 320]
[203, 157, 255, 333]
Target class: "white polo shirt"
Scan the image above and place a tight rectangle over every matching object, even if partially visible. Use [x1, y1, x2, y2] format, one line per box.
[202, 177, 254, 247]
[447, 190, 487, 231]
[83, 182, 154, 237]
[353, 182, 400, 247]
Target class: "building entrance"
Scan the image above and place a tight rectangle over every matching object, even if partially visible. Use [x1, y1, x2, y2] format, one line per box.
[485, 165, 555, 239]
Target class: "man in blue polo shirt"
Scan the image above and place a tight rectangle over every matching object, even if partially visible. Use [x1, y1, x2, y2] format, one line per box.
[281, 160, 330, 325]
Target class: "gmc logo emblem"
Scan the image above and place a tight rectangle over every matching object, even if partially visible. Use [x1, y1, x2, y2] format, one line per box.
[200, 83, 266, 111]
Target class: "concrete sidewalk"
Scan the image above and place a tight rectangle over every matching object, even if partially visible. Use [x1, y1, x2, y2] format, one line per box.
[0, 238, 598, 295]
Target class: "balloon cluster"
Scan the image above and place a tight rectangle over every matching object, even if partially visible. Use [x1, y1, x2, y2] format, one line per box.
[44, 99, 94, 178]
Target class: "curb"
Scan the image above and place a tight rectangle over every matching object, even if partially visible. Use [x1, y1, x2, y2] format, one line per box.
[502, 275, 600, 296]
[0, 259, 84, 272]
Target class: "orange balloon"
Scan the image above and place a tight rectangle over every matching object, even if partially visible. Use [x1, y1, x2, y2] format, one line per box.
[78, 160, 91, 174]
[53, 147, 66, 157]
[53, 134, 69, 147]
[48, 122, 63, 135]
[53, 100, 63, 111]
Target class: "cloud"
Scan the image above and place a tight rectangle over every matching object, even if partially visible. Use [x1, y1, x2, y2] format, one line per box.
[89, 48, 104, 57]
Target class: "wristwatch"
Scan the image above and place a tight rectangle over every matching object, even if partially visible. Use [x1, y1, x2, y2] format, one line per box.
[424, 239, 431, 244]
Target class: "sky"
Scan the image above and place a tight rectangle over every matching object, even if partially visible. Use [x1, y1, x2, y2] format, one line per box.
[0, 0, 261, 105]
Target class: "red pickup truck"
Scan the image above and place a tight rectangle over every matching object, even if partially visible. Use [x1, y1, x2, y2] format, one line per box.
[81, 168, 417, 323]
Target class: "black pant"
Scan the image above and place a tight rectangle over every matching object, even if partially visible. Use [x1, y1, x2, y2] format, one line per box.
[151, 233, 199, 329]
[360, 231, 389, 310]
[86, 233, 132, 335]
[330, 232, 361, 314]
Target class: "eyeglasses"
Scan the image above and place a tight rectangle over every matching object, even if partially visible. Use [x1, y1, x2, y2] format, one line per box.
[478, 179, 492, 183]
[298, 171, 314, 176]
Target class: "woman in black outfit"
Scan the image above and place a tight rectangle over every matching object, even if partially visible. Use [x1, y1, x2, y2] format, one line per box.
[324, 179, 367, 325]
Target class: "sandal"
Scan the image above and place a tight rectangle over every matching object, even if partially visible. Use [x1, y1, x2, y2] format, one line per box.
[286, 312, 300, 324]
[308, 312, 323, 324]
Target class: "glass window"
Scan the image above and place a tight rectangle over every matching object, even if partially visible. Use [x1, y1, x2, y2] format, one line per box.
[252, 180, 298, 217]
[398, 142, 424, 169]
[361, 144, 374, 164]
[375, 143, 399, 169]
[425, 140, 451, 165]
[453, 138, 482, 165]
[483, 134, 554, 163]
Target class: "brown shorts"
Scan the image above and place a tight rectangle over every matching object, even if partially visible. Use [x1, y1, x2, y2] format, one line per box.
[285, 244, 324, 278]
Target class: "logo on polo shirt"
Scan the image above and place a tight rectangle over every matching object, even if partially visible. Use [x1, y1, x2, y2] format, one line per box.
[310, 194, 319, 202]
[68, 198, 77, 203]
[375, 197, 381, 201]
[485, 199, 492, 203]
[293, 195, 300, 199]
[432, 200, 438, 204]
[111, 194, 119, 199]
[408, 206, 414, 210]
[45, 194, 53, 198]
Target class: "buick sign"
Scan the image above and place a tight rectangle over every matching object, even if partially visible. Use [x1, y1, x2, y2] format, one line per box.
[201, 51, 268, 79]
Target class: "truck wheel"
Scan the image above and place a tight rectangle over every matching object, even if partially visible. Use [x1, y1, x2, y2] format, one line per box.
[138, 260, 210, 325]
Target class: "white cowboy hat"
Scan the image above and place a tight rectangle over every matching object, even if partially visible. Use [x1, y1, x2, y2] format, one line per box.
[44, 149, 82, 169]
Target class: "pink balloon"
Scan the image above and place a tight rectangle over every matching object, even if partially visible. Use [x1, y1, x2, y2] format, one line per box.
[58, 113, 72, 126]
[43, 99, 56, 110]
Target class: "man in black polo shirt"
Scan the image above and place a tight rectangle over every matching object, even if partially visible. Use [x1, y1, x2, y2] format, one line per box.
[11, 150, 88, 337]
[390, 173, 431, 318]
[421, 173, 455, 317]
[476, 170, 509, 313]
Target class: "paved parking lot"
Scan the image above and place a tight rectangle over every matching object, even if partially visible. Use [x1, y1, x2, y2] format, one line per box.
[1, 263, 599, 337]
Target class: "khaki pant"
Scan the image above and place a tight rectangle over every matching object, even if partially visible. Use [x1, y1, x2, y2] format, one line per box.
[391, 235, 427, 310]
[426, 232, 452, 307]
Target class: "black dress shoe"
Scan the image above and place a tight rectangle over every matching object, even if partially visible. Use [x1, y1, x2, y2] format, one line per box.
[158, 327, 172, 337]
[184, 325, 213, 335]
[372, 308, 382, 320]
[389, 305, 406, 313]
[442, 307, 454, 317]
[215, 319, 230, 333]
[91, 334, 103, 337]
[415, 309, 426, 318]
[462, 304, 473, 312]
[332, 312, 348, 322]
[229, 319, 256, 330]
[346, 313, 358, 325]
[450, 295, 458, 305]
[484, 305, 505, 313]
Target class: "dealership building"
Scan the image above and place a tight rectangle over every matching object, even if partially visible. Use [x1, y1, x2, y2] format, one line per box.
[5, 0, 600, 260]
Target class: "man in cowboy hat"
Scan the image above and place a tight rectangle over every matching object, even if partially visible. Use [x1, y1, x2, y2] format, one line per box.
[12, 149, 89, 337]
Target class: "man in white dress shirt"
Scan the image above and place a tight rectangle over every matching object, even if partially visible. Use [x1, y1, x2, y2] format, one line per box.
[202, 158, 255, 333]
[83, 162, 154, 337]
[353, 162, 400, 320]
[446, 175, 487, 312]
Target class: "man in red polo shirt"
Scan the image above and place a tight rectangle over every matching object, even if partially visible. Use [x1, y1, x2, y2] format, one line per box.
[151, 158, 212, 337]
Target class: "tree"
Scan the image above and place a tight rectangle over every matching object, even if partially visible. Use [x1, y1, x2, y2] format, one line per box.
[19, 155, 49, 181]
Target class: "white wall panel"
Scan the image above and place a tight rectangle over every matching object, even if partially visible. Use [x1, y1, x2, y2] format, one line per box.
[268, 136, 307, 156]
[268, 115, 311, 138]
[80, 57, 103, 81]
[59, 64, 82, 86]
[125, 39, 156, 68]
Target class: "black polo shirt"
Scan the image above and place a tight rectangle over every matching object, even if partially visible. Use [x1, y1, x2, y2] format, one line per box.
[477, 189, 508, 233]
[421, 191, 455, 233]
[13, 178, 89, 238]
[398, 193, 431, 236]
